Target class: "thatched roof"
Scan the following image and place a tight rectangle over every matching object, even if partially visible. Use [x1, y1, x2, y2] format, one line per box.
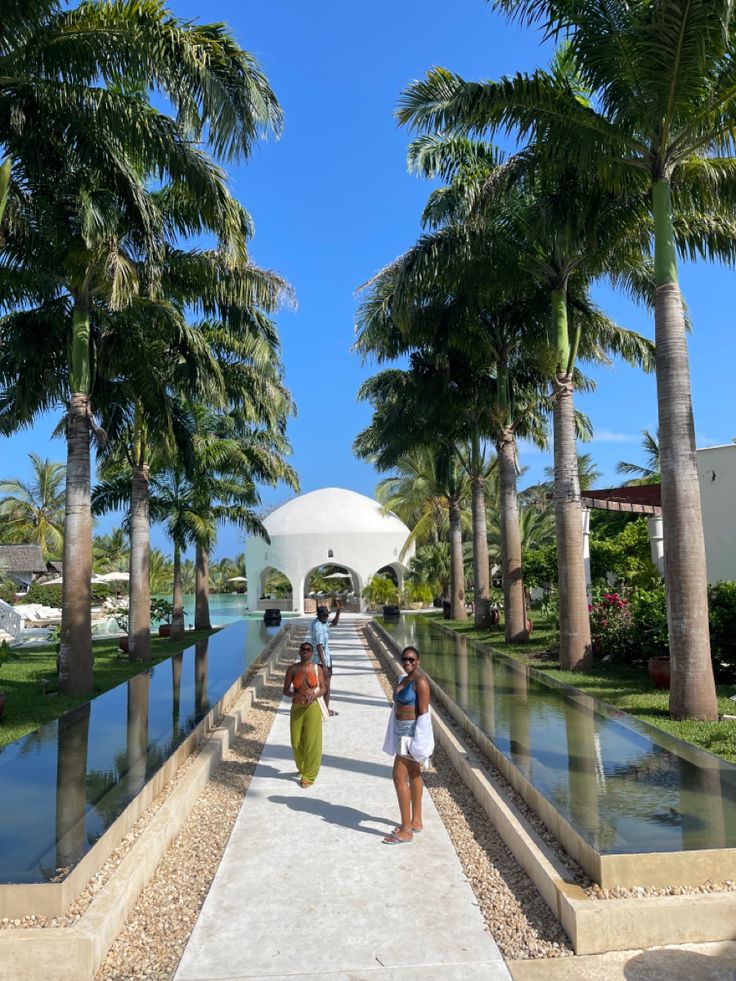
[0, 544, 47, 574]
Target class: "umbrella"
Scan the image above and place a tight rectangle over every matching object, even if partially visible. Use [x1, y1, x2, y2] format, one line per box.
[323, 571, 351, 579]
[227, 576, 247, 582]
[40, 576, 64, 585]
[94, 571, 130, 582]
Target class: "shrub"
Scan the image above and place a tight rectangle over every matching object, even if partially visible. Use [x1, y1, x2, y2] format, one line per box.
[589, 588, 634, 660]
[406, 581, 433, 605]
[627, 582, 669, 661]
[522, 544, 558, 589]
[363, 575, 398, 605]
[150, 597, 174, 625]
[25, 582, 110, 607]
[708, 581, 736, 682]
[0, 577, 15, 604]
[539, 590, 560, 629]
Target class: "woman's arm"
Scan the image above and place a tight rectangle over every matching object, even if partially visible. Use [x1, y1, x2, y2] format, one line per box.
[416, 675, 430, 715]
[283, 665, 295, 698]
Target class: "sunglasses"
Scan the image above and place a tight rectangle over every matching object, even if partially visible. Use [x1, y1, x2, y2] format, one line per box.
[401, 656, 417, 663]
[299, 646, 313, 652]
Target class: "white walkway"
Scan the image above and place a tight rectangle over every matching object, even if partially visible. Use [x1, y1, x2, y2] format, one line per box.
[175, 615, 511, 980]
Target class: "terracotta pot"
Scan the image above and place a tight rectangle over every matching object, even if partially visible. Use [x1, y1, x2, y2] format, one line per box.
[648, 656, 671, 690]
[489, 607, 501, 626]
[527, 618, 534, 636]
[158, 624, 172, 638]
[0, 691, 5, 722]
[118, 635, 129, 654]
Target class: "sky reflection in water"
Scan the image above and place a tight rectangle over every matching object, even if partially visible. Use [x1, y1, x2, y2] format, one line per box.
[0, 619, 278, 883]
[383, 618, 736, 856]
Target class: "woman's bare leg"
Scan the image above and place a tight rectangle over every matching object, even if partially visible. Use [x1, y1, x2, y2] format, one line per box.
[408, 759, 424, 830]
[386, 756, 414, 841]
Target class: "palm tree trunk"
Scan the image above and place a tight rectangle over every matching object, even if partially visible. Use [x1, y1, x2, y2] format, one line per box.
[195, 542, 211, 630]
[449, 498, 467, 620]
[171, 542, 185, 642]
[497, 428, 528, 642]
[0, 158, 10, 227]
[128, 463, 151, 661]
[553, 373, 592, 670]
[59, 391, 93, 695]
[653, 179, 717, 721]
[471, 433, 491, 629]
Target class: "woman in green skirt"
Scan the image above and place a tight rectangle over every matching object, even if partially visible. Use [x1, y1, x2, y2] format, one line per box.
[283, 641, 327, 787]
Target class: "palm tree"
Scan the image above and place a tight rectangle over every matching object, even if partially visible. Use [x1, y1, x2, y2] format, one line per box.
[355, 373, 472, 620]
[0, 3, 283, 695]
[92, 529, 129, 573]
[616, 429, 660, 486]
[0, 453, 65, 557]
[397, 89, 655, 670]
[408, 1, 736, 714]
[544, 453, 602, 493]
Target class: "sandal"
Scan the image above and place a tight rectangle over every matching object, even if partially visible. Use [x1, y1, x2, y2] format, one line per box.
[299, 778, 313, 788]
[383, 833, 412, 845]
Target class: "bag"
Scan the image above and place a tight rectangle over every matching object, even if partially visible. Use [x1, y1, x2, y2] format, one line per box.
[316, 694, 330, 721]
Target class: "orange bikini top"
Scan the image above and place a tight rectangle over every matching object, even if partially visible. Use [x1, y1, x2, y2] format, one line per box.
[293, 665, 318, 691]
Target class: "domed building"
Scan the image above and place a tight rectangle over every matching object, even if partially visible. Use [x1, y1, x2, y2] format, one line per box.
[245, 487, 414, 614]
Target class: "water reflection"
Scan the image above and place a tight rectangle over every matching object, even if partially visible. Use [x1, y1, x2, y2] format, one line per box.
[383, 617, 736, 856]
[55, 703, 91, 875]
[0, 619, 278, 883]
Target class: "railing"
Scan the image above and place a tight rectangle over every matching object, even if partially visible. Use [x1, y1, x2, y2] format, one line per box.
[0, 598, 23, 642]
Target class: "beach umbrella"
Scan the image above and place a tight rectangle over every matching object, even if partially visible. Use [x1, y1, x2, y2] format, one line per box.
[227, 576, 248, 582]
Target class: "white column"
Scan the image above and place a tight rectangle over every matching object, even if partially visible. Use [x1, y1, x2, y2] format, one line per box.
[647, 515, 665, 577]
[582, 507, 591, 598]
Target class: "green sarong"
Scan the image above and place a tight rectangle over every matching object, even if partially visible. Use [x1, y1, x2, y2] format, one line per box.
[290, 702, 322, 783]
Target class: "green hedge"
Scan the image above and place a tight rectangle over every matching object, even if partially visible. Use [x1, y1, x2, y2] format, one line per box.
[0, 577, 16, 604]
[24, 581, 111, 607]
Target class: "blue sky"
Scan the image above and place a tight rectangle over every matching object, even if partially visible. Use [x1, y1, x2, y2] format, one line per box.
[3, 0, 735, 558]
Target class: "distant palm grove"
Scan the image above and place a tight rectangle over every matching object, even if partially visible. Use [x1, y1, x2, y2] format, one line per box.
[0, 0, 298, 694]
[355, 0, 736, 722]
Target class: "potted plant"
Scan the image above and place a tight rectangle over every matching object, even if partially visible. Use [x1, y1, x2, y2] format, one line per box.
[647, 656, 671, 689]
[151, 598, 175, 637]
[112, 608, 130, 653]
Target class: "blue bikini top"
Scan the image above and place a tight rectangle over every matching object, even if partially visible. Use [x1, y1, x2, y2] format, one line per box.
[394, 676, 417, 706]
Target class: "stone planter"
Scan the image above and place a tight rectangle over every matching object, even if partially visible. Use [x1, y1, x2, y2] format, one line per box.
[158, 624, 172, 638]
[648, 656, 671, 690]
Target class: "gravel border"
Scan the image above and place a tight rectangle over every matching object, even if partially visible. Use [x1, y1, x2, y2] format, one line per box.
[95, 651, 295, 981]
[360, 626, 574, 960]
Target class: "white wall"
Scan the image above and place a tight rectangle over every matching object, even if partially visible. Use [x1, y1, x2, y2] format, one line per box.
[698, 444, 736, 584]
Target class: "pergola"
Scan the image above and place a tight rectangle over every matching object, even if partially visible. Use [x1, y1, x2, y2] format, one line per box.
[580, 484, 664, 587]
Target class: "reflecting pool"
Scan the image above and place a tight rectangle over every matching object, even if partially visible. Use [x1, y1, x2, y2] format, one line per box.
[0, 619, 281, 884]
[383, 617, 736, 856]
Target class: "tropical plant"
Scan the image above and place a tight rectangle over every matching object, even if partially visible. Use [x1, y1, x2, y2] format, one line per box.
[423, 0, 735, 714]
[0, 453, 65, 557]
[0, 2, 284, 695]
[616, 429, 660, 485]
[92, 529, 129, 574]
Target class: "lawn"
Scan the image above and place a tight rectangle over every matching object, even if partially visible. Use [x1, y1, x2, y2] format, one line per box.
[0, 630, 216, 748]
[433, 611, 736, 765]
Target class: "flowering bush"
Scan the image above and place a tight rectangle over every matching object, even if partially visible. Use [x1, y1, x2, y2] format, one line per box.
[589, 589, 634, 660]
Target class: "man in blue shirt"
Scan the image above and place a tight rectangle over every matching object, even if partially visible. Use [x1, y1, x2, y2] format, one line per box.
[310, 598, 342, 716]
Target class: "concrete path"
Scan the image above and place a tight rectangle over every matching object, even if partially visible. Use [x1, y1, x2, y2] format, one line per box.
[175, 615, 511, 981]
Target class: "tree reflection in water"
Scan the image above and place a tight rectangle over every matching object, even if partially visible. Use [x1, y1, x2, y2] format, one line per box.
[55, 702, 91, 875]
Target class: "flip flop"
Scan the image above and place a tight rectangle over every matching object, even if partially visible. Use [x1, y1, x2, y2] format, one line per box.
[328, 710, 339, 717]
[383, 833, 412, 845]
[393, 826, 422, 834]
[299, 778, 313, 788]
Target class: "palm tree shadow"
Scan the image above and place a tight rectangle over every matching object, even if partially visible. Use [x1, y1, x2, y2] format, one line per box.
[268, 795, 393, 836]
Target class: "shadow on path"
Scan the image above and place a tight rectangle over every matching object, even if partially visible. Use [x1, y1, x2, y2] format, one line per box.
[268, 795, 393, 836]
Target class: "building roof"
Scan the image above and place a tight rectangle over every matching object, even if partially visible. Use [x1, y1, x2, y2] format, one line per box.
[0, 544, 47, 573]
[263, 488, 410, 538]
[582, 484, 661, 516]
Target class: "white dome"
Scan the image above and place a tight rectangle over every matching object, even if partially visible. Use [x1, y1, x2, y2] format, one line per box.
[264, 487, 409, 538]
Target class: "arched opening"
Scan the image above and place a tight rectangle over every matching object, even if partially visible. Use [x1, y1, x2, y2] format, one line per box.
[304, 563, 362, 613]
[257, 565, 294, 612]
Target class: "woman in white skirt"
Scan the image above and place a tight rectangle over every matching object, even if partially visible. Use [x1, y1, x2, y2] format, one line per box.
[382, 646, 433, 844]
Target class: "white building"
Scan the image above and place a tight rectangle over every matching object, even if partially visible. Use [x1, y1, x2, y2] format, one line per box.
[245, 487, 414, 614]
[698, 444, 736, 584]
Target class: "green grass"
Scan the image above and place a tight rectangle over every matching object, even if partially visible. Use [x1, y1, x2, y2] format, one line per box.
[0, 630, 215, 748]
[434, 612, 736, 764]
